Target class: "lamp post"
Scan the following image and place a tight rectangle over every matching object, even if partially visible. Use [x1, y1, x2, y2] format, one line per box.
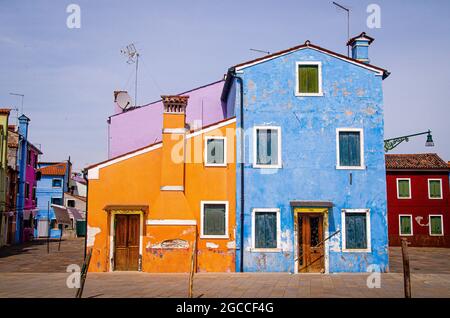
[384, 130, 434, 152]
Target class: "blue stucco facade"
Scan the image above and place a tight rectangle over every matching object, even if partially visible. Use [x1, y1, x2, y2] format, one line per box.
[35, 163, 70, 238]
[228, 44, 389, 273]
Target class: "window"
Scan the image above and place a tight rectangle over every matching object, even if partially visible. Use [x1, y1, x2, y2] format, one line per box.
[51, 197, 63, 206]
[429, 215, 443, 236]
[67, 199, 76, 208]
[253, 126, 282, 168]
[399, 215, 413, 236]
[200, 201, 228, 238]
[252, 208, 281, 251]
[25, 183, 30, 199]
[295, 61, 322, 96]
[336, 128, 364, 169]
[204, 136, 226, 166]
[428, 179, 442, 199]
[32, 187, 36, 201]
[342, 209, 371, 252]
[52, 179, 62, 188]
[27, 150, 32, 165]
[397, 178, 411, 199]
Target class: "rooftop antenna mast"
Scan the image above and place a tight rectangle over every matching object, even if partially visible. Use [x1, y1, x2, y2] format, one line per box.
[121, 43, 140, 107]
[250, 48, 271, 55]
[332, 1, 350, 57]
[9, 93, 24, 126]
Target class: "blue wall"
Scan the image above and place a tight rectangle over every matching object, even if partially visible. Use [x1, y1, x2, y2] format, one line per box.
[231, 47, 389, 273]
[35, 169, 69, 238]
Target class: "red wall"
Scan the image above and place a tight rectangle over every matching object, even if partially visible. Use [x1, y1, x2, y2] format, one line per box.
[386, 170, 450, 247]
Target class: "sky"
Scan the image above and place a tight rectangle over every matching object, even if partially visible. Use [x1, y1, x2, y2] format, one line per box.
[1, 0, 449, 170]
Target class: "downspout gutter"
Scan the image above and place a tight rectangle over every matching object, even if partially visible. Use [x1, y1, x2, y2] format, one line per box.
[82, 169, 89, 259]
[230, 68, 245, 272]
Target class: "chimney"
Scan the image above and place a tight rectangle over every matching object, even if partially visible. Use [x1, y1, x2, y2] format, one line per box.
[347, 32, 375, 64]
[160, 95, 189, 191]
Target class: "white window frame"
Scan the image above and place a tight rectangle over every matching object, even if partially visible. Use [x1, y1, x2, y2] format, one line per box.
[52, 178, 63, 188]
[251, 208, 281, 252]
[428, 178, 443, 200]
[336, 128, 365, 170]
[253, 126, 282, 169]
[200, 201, 229, 239]
[341, 208, 371, 253]
[429, 214, 444, 236]
[204, 136, 227, 167]
[398, 214, 413, 236]
[396, 178, 412, 199]
[295, 61, 323, 97]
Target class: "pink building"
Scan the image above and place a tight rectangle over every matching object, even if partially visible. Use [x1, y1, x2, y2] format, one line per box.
[108, 79, 229, 158]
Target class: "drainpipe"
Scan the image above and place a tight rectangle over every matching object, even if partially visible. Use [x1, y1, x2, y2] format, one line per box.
[82, 169, 89, 259]
[231, 70, 245, 272]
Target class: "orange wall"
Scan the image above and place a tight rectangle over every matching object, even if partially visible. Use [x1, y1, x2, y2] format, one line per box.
[87, 121, 236, 273]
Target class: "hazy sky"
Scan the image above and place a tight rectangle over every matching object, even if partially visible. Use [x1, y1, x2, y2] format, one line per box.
[1, 0, 449, 170]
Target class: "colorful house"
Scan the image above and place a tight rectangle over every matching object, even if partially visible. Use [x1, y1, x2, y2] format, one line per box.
[222, 32, 390, 273]
[15, 114, 43, 243]
[386, 153, 450, 247]
[35, 161, 71, 238]
[86, 96, 236, 272]
[0, 109, 11, 247]
[5, 125, 19, 245]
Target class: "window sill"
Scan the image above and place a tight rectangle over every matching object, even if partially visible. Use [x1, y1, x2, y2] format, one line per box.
[399, 234, 413, 237]
[204, 163, 227, 167]
[200, 235, 229, 239]
[397, 197, 412, 200]
[336, 165, 366, 170]
[295, 92, 323, 97]
[429, 234, 444, 237]
[250, 248, 282, 253]
[252, 164, 282, 169]
[342, 248, 371, 253]
[428, 197, 443, 200]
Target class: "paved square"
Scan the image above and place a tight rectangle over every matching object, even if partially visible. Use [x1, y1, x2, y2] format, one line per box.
[0, 238, 449, 298]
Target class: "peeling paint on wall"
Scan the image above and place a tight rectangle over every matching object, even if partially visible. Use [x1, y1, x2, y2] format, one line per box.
[206, 242, 219, 249]
[86, 226, 101, 247]
[150, 239, 189, 249]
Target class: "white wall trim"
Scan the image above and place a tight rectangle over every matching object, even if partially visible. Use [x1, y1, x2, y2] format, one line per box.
[146, 219, 196, 226]
[200, 201, 229, 239]
[252, 126, 282, 169]
[396, 178, 412, 199]
[335, 128, 365, 170]
[204, 136, 227, 167]
[341, 208, 371, 253]
[295, 61, 323, 97]
[251, 208, 281, 252]
[87, 117, 236, 180]
[160, 185, 184, 191]
[398, 214, 413, 236]
[429, 214, 444, 236]
[428, 178, 443, 200]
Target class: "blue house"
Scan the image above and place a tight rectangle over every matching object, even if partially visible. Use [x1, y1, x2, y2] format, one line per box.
[222, 32, 390, 273]
[35, 161, 71, 238]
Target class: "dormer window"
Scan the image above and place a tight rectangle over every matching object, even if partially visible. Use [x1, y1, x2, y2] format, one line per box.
[295, 61, 323, 96]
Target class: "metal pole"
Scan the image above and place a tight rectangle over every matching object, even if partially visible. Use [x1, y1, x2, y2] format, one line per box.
[401, 238, 412, 298]
[135, 54, 139, 107]
[332, 2, 350, 57]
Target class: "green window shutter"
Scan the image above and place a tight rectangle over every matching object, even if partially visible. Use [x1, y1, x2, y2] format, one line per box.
[207, 139, 224, 164]
[398, 180, 410, 198]
[298, 65, 319, 93]
[256, 129, 279, 166]
[429, 180, 441, 198]
[345, 213, 367, 249]
[400, 216, 412, 235]
[255, 212, 277, 248]
[339, 132, 361, 167]
[203, 204, 226, 236]
[430, 216, 442, 235]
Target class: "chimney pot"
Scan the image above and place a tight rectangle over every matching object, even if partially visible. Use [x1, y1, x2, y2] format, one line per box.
[347, 32, 375, 64]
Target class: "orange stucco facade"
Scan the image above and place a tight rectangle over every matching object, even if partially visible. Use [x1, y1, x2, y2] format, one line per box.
[86, 96, 236, 273]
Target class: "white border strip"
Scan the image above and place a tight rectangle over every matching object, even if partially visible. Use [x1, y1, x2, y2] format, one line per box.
[146, 219, 197, 226]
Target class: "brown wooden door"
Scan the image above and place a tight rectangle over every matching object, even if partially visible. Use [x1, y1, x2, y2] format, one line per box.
[114, 214, 140, 271]
[298, 214, 324, 273]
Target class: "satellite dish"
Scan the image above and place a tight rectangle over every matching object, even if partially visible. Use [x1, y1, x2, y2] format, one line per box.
[115, 91, 132, 110]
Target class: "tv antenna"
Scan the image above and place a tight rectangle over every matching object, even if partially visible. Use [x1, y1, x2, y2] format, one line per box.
[332, 1, 350, 57]
[250, 48, 271, 55]
[121, 43, 140, 106]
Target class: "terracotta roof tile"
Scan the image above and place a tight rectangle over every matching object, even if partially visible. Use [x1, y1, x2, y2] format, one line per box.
[38, 162, 67, 176]
[385, 153, 448, 170]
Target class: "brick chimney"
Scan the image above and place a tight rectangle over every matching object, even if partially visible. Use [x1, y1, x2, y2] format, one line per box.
[347, 32, 375, 64]
[160, 95, 189, 191]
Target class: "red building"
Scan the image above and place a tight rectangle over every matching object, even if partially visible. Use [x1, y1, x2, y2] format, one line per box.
[386, 153, 450, 247]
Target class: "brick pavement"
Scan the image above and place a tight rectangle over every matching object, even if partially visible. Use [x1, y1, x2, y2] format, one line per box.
[0, 238, 449, 298]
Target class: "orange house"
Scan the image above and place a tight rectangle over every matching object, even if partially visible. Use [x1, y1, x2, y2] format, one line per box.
[85, 96, 236, 272]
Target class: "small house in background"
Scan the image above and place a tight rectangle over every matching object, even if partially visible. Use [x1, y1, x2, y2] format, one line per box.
[35, 160, 71, 238]
[63, 173, 86, 237]
[386, 153, 450, 247]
